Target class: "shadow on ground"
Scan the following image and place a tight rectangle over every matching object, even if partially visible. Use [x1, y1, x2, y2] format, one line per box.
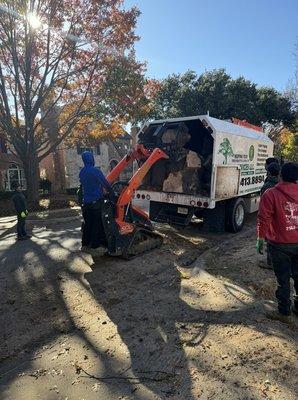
[0, 217, 297, 399]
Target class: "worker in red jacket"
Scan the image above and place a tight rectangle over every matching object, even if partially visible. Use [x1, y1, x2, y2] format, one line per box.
[256, 162, 298, 323]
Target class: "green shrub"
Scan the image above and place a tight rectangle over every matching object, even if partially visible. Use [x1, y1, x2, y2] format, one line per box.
[0, 190, 28, 200]
[40, 178, 52, 193]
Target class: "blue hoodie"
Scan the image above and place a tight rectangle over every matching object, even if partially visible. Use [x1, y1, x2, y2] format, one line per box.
[79, 151, 112, 204]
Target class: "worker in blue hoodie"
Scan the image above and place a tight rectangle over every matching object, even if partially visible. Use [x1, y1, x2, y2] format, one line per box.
[79, 151, 114, 251]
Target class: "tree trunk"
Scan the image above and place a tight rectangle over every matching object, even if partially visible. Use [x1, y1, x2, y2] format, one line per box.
[23, 152, 40, 204]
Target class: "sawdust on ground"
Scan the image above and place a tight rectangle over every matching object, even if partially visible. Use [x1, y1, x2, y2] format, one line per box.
[0, 217, 297, 400]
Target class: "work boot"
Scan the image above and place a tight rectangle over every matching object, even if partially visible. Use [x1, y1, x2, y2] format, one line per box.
[86, 246, 107, 257]
[258, 260, 273, 270]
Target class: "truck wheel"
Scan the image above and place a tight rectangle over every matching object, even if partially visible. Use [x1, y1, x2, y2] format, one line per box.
[226, 198, 246, 233]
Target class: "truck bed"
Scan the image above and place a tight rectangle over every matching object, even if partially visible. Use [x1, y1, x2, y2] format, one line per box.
[138, 117, 214, 197]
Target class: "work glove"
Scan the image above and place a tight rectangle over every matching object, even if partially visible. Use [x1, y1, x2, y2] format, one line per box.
[20, 211, 27, 218]
[256, 238, 265, 255]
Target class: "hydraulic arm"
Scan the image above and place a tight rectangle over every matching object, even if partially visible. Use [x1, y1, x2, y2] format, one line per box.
[107, 144, 168, 235]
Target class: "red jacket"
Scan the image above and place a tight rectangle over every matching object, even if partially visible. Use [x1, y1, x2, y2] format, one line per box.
[257, 182, 298, 244]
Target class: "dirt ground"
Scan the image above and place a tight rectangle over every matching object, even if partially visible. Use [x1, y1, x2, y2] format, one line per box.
[0, 215, 297, 400]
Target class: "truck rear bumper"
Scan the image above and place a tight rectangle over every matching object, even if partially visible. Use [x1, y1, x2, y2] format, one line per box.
[134, 190, 215, 209]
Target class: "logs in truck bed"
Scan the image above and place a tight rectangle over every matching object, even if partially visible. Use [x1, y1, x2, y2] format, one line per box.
[139, 121, 213, 196]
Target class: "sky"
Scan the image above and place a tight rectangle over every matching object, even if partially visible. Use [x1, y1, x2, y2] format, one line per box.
[124, 0, 298, 92]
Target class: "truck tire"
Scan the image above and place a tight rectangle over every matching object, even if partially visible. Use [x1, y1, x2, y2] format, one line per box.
[226, 198, 246, 233]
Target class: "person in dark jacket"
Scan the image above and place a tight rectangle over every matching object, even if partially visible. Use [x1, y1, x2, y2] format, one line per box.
[264, 157, 279, 186]
[258, 161, 280, 269]
[259, 162, 280, 269]
[79, 151, 114, 251]
[265, 157, 279, 172]
[11, 183, 30, 240]
[256, 162, 298, 324]
[260, 162, 280, 196]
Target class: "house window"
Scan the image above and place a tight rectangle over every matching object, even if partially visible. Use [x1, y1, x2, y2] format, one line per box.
[77, 145, 93, 155]
[96, 145, 101, 155]
[4, 164, 27, 191]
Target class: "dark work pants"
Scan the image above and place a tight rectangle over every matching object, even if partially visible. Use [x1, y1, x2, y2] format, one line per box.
[269, 243, 298, 315]
[81, 200, 106, 249]
[17, 215, 27, 237]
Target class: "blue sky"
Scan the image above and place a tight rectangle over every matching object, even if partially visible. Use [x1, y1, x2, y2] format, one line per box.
[125, 0, 298, 91]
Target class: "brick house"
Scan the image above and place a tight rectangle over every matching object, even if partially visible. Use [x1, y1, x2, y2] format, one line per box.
[39, 103, 133, 191]
[39, 133, 132, 192]
[0, 136, 26, 191]
[0, 130, 135, 193]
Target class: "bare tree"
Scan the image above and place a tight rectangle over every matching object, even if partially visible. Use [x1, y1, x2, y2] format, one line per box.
[0, 1, 143, 201]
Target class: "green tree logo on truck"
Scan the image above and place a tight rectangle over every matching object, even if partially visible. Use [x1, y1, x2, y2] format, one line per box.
[218, 138, 234, 164]
[249, 145, 255, 161]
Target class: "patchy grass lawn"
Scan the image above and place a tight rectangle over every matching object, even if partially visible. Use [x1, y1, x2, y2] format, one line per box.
[0, 194, 78, 217]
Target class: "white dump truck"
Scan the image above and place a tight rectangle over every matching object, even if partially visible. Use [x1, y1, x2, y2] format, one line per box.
[135, 115, 274, 232]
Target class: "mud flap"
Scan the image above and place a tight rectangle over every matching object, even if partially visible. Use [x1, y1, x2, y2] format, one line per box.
[149, 201, 194, 226]
[202, 201, 226, 232]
